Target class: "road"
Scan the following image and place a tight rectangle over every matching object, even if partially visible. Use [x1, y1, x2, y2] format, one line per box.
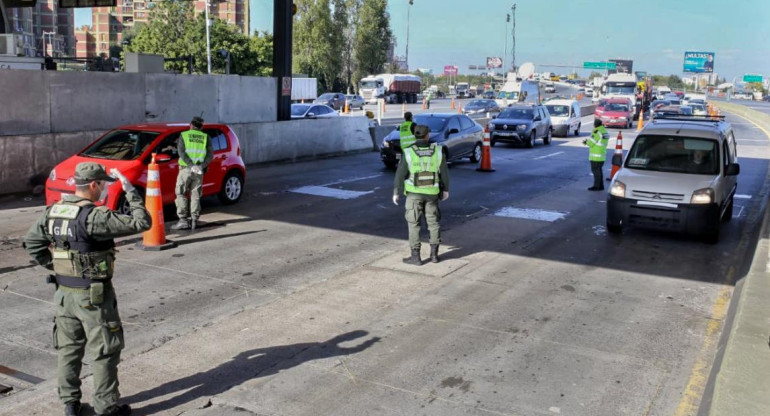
[1, 112, 768, 415]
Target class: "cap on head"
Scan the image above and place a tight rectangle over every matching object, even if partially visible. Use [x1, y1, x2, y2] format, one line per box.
[366, 110, 374, 119]
[73, 162, 116, 185]
[404, 112, 413, 121]
[191, 116, 204, 129]
[413, 124, 430, 139]
[594, 118, 603, 127]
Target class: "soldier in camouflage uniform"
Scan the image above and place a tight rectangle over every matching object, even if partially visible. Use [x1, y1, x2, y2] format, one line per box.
[24, 162, 151, 416]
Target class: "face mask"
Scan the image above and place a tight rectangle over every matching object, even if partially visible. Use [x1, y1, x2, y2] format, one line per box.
[98, 182, 109, 202]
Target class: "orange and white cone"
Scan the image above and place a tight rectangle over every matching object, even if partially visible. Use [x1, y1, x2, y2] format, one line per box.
[477, 125, 495, 172]
[636, 109, 644, 131]
[451, 98, 456, 110]
[137, 153, 176, 251]
[609, 132, 623, 180]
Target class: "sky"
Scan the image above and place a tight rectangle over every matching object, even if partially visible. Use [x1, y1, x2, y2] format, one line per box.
[77, 0, 770, 81]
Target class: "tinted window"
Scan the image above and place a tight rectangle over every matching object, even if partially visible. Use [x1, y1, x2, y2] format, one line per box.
[459, 116, 474, 130]
[499, 108, 534, 119]
[318, 93, 334, 99]
[447, 117, 461, 133]
[153, 132, 180, 159]
[312, 106, 327, 115]
[413, 116, 448, 132]
[291, 104, 310, 116]
[625, 135, 719, 175]
[81, 130, 161, 160]
[545, 105, 569, 116]
[204, 129, 228, 152]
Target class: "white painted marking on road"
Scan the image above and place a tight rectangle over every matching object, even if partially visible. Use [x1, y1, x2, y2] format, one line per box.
[534, 151, 565, 160]
[290, 185, 373, 200]
[735, 194, 752, 199]
[320, 174, 382, 187]
[494, 207, 568, 222]
[593, 225, 607, 236]
[733, 205, 745, 218]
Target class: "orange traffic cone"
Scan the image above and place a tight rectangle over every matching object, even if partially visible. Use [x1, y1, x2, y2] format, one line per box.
[457, 105, 462, 114]
[344, 100, 350, 114]
[137, 153, 176, 251]
[609, 132, 623, 180]
[477, 125, 495, 172]
[451, 98, 456, 110]
[422, 98, 426, 110]
[636, 109, 644, 131]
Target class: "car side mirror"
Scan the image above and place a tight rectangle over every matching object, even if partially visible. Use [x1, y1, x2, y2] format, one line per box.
[725, 163, 740, 176]
[155, 153, 172, 163]
[448, 128, 460, 135]
[307, 112, 316, 118]
[534, 116, 541, 121]
[492, 114, 497, 119]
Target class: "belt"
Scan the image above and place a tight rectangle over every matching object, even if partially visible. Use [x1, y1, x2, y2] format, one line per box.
[49, 275, 111, 289]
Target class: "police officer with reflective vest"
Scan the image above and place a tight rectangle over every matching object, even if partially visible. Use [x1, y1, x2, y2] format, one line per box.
[24, 163, 150, 416]
[173, 116, 214, 230]
[584, 118, 610, 191]
[393, 124, 450, 265]
[399, 111, 416, 150]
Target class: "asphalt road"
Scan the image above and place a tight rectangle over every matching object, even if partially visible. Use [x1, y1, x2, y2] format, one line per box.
[1, 112, 768, 415]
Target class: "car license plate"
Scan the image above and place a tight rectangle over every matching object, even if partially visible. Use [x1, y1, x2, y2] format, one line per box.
[496, 131, 514, 136]
[611, 119, 618, 123]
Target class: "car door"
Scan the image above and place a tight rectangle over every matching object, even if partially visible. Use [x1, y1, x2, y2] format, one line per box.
[444, 117, 463, 158]
[571, 103, 581, 131]
[151, 131, 182, 204]
[459, 115, 476, 155]
[534, 107, 545, 138]
[201, 127, 229, 196]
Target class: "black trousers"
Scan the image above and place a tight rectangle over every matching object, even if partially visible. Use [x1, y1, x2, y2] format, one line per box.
[590, 161, 605, 189]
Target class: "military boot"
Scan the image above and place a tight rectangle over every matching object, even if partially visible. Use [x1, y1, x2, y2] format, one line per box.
[402, 249, 422, 265]
[96, 404, 131, 416]
[172, 219, 190, 230]
[64, 401, 82, 416]
[430, 244, 440, 263]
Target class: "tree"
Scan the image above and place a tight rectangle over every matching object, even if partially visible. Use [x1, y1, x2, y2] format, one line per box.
[341, 0, 362, 93]
[353, 0, 392, 87]
[125, 0, 194, 73]
[588, 71, 603, 79]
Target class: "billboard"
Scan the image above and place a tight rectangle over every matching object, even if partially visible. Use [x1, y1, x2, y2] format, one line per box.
[443, 65, 458, 76]
[683, 52, 714, 73]
[486, 57, 503, 68]
[607, 59, 633, 74]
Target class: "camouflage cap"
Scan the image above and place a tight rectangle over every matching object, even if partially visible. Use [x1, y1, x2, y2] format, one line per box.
[413, 124, 430, 138]
[73, 162, 116, 185]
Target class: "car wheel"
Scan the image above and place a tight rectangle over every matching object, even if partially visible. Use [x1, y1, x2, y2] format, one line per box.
[607, 221, 622, 234]
[722, 197, 734, 223]
[544, 128, 552, 145]
[470, 143, 482, 163]
[526, 131, 535, 148]
[116, 187, 145, 216]
[704, 225, 720, 244]
[490, 137, 497, 147]
[575, 123, 581, 136]
[218, 171, 244, 204]
[383, 161, 397, 169]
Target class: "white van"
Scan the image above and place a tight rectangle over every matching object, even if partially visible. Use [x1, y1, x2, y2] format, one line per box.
[544, 99, 582, 137]
[655, 86, 672, 98]
[607, 116, 739, 243]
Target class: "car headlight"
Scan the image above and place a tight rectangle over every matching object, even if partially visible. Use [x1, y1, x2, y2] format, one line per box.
[49, 168, 56, 181]
[610, 180, 626, 198]
[382, 139, 390, 148]
[517, 124, 528, 130]
[618, 117, 627, 120]
[691, 188, 714, 204]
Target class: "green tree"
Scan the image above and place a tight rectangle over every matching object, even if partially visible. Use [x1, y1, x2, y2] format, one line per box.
[341, 0, 362, 93]
[249, 31, 274, 77]
[353, 0, 392, 87]
[125, 0, 194, 73]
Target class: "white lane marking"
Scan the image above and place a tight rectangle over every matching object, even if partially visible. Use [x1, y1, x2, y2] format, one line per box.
[735, 194, 752, 199]
[733, 205, 745, 218]
[534, 151, 565, 160]
[494, 207, 568, 222]
[290, 185, 373, 200]
[320, 174, 382, 187]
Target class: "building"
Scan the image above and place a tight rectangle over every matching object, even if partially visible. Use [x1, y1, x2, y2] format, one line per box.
[76, 0, 249, 59]
[6, 0, 74, 57]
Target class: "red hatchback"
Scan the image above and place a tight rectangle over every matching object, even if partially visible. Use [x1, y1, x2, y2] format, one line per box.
[595, 98, 634, 129]
[46, 123, 247, 214]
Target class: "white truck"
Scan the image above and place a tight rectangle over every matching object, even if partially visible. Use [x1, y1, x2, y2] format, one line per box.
[494, 72, 539, 108]
[600, 72, 639, 116]
[358, 73, 422, 104]
[456, 82, 472, 98]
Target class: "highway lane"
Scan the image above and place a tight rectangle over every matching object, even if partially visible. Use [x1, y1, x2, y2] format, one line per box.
[0, 113, 767, 415]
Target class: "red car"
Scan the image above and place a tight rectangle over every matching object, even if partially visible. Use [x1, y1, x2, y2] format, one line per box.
[46, 123, 247, 214]
[595, 98, 634, 129]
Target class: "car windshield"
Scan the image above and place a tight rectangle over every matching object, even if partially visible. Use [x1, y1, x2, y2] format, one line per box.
[545, 105, 569, 116]
[291, 104, 310, 116]
[691, 104, 706, 111]
[606, 103, 629, 112]
[625, 135, 719, 175]
[81, 130, 160, 160]
[413, 116, 448, 132]
[318, 93, 335, 99]
[499, 108, 534, 119]
[497, 91, 519, 100]
[359, 80, 380, 88]
[606, 85, 635, 94]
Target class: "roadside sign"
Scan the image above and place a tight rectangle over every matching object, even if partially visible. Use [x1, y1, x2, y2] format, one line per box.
[443, 65, 458, 76]
[486, 57, 503, 68]
[743, 74, 763, 83]
[583, 62, 617, 70]
[281, 76, 291, 96]
[683, 51, 714, 73]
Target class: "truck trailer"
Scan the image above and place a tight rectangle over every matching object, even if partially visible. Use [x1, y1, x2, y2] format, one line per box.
[358, 73, 422, 104]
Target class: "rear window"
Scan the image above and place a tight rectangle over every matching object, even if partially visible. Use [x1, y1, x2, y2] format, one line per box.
[499, 108, 534, 119]
[204, 129, 228, 152]
[625, 135, 719, 175]
[291, 105, 310, 116]
[81, 130, 161, 160]
[413, 115, 447, 132]
[545, 105, 569, 116]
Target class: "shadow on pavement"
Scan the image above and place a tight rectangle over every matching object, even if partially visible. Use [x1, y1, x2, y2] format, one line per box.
[124, 330, 380, 415]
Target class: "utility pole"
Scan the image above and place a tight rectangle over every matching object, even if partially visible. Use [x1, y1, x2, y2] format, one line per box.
[511, 3, 516, 73]
[406, 0, 413, 71]
[504, 13, 509, 75]
[205, 0, 211, 74]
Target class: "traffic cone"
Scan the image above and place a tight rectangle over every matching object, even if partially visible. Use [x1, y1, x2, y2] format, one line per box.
[457, 105, 462, 114]
[137, 154, 176, 250]
[344, 100, 350, 114]
[451, 98, 456, 110]
[609, 132, 623, 180]
[477, 125, 495, 172]
[636, 109, 644, 131]
[422, 98, 426, 110]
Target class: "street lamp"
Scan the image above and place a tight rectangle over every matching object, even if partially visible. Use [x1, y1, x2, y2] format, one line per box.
[510, 3, 516, 73]
[205, 0, 211, 74]
[405, 0, 413, 71]
[504, 13, 509, 75]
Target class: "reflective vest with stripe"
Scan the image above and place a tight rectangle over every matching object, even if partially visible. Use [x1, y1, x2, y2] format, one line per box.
[588, 125, 610, 162]
[404, 143, 442, 195]
[179, 130, 208, 167]
[399, 121, 415, 149]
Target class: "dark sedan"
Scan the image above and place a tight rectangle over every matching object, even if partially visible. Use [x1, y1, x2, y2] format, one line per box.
[313, 92, 346, 110]
[463, 99, 501, 115]
[380, 113, 484, 169]
[488, 104, 552, 148]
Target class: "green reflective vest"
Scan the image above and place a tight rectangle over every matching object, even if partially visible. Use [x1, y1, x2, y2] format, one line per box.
[179, 130, 208, 167]
[588, 125, 610, 162]
[404, 143, 442, 195]
[399, 121, 415, 149]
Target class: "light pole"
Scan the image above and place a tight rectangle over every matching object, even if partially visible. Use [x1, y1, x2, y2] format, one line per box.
[504, 13, 509, 76]
[511, 3, 516, 73]
[405, 0, 413, 71]
[204, 0, 212, 74]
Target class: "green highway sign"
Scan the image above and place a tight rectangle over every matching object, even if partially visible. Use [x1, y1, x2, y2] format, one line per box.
[743, 74, 763, 83]
[583, 61, 617, 70]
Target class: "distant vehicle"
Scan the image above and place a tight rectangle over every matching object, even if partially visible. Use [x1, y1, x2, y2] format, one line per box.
[690, 103, 708, 116]
[601, 72, 639, 116]
[545, 99, 582, 137]
[291, 103, 340, 119]
[650, 99, 672, 111]
[607, 116, 739, 243]
[653, 105, 691, 119]
[683, 93, 706, 106]
[379, 113, 484, 169]
[358, 73, 421, 104]
[463, 99, 500, 115]
[482, 90, 496, 99]
[662, 94, 681, 105]
[673, 91, 685, 99]
[488, 103, 553, 148]
[655, 86, 672, 97]
[543, 81, 556, 93]
[597, 98, 634, 129]
[46, 123, 247, 214]
[456, 82, 474, 98]
[345, 94, 365, 110]
[763, 95, 770, 102]
[314, 92, 346, 110]
[585, 89, 594, 97]
[495, 73, 540, 107]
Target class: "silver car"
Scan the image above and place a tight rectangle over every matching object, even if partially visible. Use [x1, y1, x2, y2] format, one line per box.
[345, 95, 365, 110]
[291, 104, 340, 119]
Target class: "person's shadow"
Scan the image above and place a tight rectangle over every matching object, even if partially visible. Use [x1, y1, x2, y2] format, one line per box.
[124, 330, 380, 415]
